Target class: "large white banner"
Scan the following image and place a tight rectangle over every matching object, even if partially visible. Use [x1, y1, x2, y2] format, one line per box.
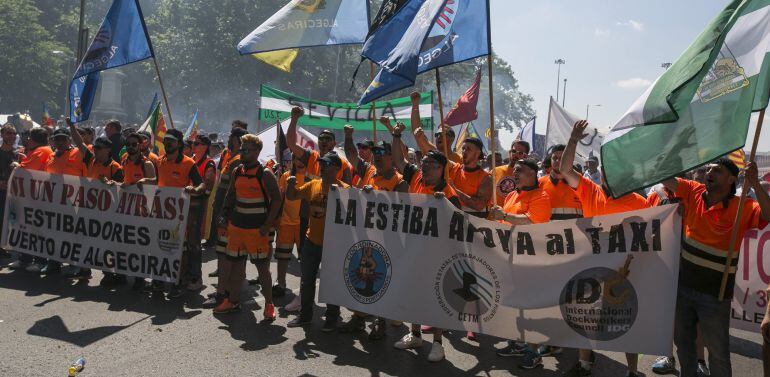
[731, 227, 770, 331]
[320, 189, 682, 356]
[1, 169, 189, 283]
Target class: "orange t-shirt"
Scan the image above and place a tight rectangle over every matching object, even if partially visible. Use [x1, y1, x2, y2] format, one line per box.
[539, 175, 583, 220]
[447, 162, 490, 212]
[575, 175, 648, 217]
[296, 179, 349, 246]
[87, 158, 123, 181]
[19, 146, 53, 171]
[46, 148, 87, 176]
[279, 171, 303, 227]
[157, 154, 198, 188]
[676, 178, 767, 252]
[304, 149, 352, 182]
[501, 187, 552, 224]
[122, 155, 152, 185]
[493, 165, 516, 206]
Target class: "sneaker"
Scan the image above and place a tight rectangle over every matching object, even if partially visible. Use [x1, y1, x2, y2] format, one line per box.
[368, 319, 386, 341]
[208, 269, 218, 277]
[25, 263, 42, 273]
[427, 342, 445, 362]
[272, 284, 286, 298]
[466, 331, 477, 341]
[287, 316, 311, 328]
[263, 303, 276, 321]
[519, 348, 543, 369]
[40, 262, 61, 275]
[563, 362, 592, 377]
[186, 279, 204, 291]
[8, 260, 26, 270]
[321, 317, 338, 332]
[651, 356, 677, 375]
[247, 278, 260, 286]
[394, 333, 423, 350]
[132, 278, 146, 291]
[338, 315, 366, 333]
[284, 295, 301, 312]
[202, 293, 225, 309]
[697, 359, 710, 377]
[496, 342, 528, 357]
[213, 298, 240, 314]
[420, 325, 433, 331]
[537, 345, 562, 357]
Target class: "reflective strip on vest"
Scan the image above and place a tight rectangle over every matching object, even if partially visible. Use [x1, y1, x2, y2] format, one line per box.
[680, 236, 738, 298]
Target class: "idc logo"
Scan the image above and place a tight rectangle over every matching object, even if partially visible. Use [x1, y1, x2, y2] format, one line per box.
[559, 262, 638, 341]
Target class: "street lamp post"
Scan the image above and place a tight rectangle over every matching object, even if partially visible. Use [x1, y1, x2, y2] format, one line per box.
[555, 59, 565, 101]
[562, 78, 567, 107]
[661, 62, 672, 70]
[586, 104, 602, 120]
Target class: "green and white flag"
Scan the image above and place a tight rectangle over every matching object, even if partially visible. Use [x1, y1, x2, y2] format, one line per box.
[259, 85, 434, 131]
[602, 0, 770, 197]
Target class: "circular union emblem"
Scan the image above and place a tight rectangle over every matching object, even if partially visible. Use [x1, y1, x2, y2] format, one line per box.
[343, 240, 392, 304]
[435, 253, 501, 324]
[497, 176, 516, 197]
[559, 267, 639, 341]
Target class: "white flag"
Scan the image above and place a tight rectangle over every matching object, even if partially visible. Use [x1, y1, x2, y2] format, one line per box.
[256, 120, 318, 164]
[517, 117, 536, 150]
[546, 97, 603, 161]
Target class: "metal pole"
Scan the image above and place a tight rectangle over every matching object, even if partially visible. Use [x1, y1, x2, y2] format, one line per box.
[77, 0, 86, 60]
[586, 104, 589, 120]
[719, 109, 766, 300]
[370, 61, 377, 143]
[152, 57, 175, 129]
[555, 59, 564, 102]
[562, 78, 567, 107]
[436, 69, 450, 178]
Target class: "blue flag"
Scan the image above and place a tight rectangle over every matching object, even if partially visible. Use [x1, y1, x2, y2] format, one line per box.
[69, 0, 154, 122]
[360, 0, 490, 105]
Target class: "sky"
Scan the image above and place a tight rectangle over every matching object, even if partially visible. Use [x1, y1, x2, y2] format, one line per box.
[489, 0, 770, 152]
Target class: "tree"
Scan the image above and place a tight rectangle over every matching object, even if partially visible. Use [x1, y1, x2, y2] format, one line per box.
[0, 0, 71, 117]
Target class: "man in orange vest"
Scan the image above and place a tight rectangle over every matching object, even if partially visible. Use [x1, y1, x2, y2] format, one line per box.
[214, 134, 282, 319]
[136, 129, 208, 298]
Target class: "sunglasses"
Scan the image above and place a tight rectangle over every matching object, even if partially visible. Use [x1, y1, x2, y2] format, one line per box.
[93, 145, 106, 150]
[126, 142, 139, 147]
[372, 148, 388, 156]
[511, 150, 526, 155]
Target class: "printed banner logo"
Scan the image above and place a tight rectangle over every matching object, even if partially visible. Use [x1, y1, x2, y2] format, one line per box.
[343, 240, 392, 304]
[157, 223, 182, 252]
[496, 176, 516, 198]
[697, 53, 750, 103]
[560, 262, 638, 341]
[435, 253, 501, 324]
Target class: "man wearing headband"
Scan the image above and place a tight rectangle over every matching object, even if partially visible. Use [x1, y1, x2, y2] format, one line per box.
[389, 121, 459, 363]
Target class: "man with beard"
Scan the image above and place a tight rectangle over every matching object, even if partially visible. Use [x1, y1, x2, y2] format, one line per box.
[119, 132, 157, 290]
[493, 140, 530, 206]
[559, 120, 648, 377]
[135, 129, 207, 298]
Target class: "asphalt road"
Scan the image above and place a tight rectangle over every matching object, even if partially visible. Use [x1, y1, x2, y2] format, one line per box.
[0, 249, 764, 377]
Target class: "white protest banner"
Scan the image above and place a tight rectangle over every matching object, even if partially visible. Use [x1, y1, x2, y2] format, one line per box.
[731, 227, 770, 331]
[319, 188, 681, 356]
[1, 169, 188, 283]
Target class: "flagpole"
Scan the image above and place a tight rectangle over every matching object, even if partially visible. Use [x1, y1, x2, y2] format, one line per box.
[719, 109, 766, 300]
[485, 0, 497, 201]
[152, 57, 175, 129]
[370, 62, 377, 143]
[276, 117, 282, 175]
[435, 69, 450, 178]
[544, 97, 554, 158]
